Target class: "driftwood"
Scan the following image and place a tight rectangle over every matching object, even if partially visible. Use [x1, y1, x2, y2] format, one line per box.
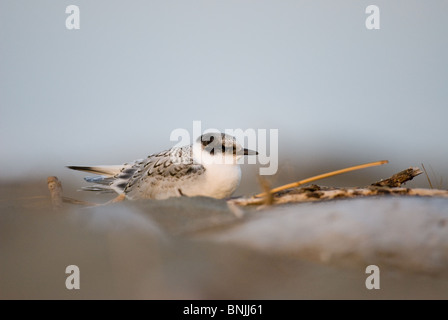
[47, 176, 63, 210]
[46, 176, 127, 209]
[371, 167, 423, 187]
[229, 167, 448, 206]
[47, 176, 99, 209]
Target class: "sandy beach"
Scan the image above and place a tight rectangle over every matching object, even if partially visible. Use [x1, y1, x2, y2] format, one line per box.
[1, 178, 448, 299]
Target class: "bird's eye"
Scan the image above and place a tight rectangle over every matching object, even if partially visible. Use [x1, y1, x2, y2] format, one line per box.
[201, 135, 215, 147]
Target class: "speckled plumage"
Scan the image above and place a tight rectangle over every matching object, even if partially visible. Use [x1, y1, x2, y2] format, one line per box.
[68, 133, 258, 200]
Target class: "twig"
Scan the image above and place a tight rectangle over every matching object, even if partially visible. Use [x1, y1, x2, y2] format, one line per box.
[371, 167, 422, 187]
[255, 160, 388, 198]
[47, 176, 125, 208]
[62, 197, 99, 206]
[47, 176, 63, 210]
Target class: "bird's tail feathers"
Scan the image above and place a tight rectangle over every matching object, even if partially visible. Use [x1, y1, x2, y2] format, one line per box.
[67, 165, 123, 193]
[66, 165, 123, 177]
[68, 160, 143, 194]
[80, 185, 115, 193]
[84, 175, 114, 185]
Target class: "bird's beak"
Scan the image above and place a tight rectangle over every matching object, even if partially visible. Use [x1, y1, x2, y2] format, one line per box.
[240, 148, 258, 156]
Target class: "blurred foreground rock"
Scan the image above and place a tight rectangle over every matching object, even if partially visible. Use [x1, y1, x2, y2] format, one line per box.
[205, 197, 448, 275]
[1, 180, 448, 299]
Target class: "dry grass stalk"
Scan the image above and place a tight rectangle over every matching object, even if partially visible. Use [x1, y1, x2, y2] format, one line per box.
[254, 160, 388, 198]
[421, 163, 433, 189]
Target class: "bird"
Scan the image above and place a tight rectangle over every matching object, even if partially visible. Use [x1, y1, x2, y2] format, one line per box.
[67, 132, 258, 200]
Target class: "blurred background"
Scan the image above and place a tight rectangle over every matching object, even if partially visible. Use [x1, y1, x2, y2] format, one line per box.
[1, 0, 447, 194]
[1, 0, 448, 300]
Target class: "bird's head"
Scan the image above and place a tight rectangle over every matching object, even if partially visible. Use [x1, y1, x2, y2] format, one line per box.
[193, 132, 258, 165]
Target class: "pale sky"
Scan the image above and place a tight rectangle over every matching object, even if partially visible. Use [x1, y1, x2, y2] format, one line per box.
[1, 0, 447, 182]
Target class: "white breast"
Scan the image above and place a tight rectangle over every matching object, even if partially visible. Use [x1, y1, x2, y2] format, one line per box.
[182, 163, 242, 199]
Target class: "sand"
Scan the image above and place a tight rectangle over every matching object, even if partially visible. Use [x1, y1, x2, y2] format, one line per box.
[1, 179, 448, 299]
